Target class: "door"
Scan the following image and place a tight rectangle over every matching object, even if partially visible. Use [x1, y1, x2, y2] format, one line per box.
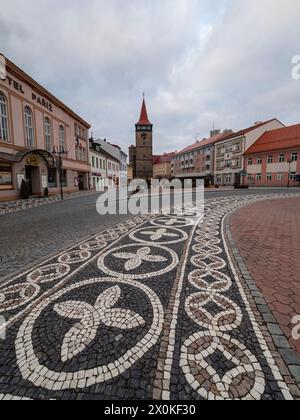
[25, 166, 33, 195]
[78, 174, 84, 190]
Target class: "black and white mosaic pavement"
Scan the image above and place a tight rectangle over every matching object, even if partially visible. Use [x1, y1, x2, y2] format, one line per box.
[0, 193, 300, 400]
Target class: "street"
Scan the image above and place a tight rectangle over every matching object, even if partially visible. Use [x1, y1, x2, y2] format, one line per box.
[0, 190, 300, 400]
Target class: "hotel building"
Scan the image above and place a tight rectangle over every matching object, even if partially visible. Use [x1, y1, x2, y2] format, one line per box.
[0, 55, 91, 201]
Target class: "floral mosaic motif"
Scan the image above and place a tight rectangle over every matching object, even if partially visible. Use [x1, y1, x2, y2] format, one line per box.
[54, 286, 145, 362]
[113, 247, 167, 271]
[140, 229, 179, 241]
[156, 218, 186, 226]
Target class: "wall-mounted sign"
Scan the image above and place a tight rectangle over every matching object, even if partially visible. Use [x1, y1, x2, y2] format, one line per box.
[32, 93, 53, 112]
[5, 76, 25, 94]
[17, 173, 25, 190]
[26, 155, 39, 167]
[42, 175, 48, 189]
[0, 162, 12, 190]
[0, 55, 6, 81]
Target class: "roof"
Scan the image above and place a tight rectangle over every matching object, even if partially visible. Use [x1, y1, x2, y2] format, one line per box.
[89, 139, 120, 163]
[176, 131, 230, 155]
[3, 54, 91, 128]
[220, 119, 282, 142]
[245, 124, 300, 155]
[153, 152, 175, 164]
[136, 98, 152, 125]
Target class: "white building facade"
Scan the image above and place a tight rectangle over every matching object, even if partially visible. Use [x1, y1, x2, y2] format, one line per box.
[214, 119, 285, 186]
[89, 139, 120, 189]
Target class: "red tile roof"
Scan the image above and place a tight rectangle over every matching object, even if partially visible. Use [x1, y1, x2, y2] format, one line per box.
[245, 124, 300, 155]
[220, 119, 282, 141]
[153, 152, 176, 164]
[176, 119, 282, 156]
[137, 98, 151, 125]
[176, 131, 230, 155]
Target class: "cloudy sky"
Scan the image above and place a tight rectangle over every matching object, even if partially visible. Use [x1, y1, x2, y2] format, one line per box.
[1, 0, 300, 154]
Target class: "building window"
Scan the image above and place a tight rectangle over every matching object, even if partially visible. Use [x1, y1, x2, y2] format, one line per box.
[44, 117, 52, 152]
[277, 173, 284, 181]
[248, 158, 253, 165]
[291, 153, 298, 162]
[225, 175, 232, 184]
[59, 125, 65, 152]
[290, 172, 297, 181]
[24, 106, 34, 148]
[0, 162, 12, 189]
[267, 156, 273, 164]
[256, 174, 262, 181]
[266, 174, 272, 181]
[92, 156, 95, 167]
[48, 168, 57, 188]
[257, 157, 262, 165]
[60, 169, 67, 187]
[0, 92, 9, 142]
[279, 154, 285, 163]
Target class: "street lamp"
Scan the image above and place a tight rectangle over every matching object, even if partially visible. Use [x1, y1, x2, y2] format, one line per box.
[287, 158, 293, 188]
[52, 146, 67, 200]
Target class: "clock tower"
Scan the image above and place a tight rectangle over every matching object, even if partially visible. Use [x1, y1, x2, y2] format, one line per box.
[135, 96, 153, 182]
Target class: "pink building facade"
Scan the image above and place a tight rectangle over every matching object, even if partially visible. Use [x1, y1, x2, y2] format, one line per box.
[244, 125, 300, 187]
[0, 55, 91, 201]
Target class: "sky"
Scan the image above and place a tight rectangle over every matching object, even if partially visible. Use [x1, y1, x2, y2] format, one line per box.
[1, 0, 300, 154]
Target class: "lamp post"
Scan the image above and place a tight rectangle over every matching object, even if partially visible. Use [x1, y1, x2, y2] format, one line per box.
[52, 146, 66, 200]
[287, 158, 292, 188]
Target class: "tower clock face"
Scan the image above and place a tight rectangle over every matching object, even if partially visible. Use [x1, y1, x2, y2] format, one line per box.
[141, 133, 147, 140]
[137, 125, 152, 132]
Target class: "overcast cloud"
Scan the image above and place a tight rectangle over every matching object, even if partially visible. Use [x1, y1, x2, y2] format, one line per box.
[1, 0, 300, 154]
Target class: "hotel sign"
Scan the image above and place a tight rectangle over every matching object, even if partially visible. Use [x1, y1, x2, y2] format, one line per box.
[4, 72, 53, 112]
[32, 92, 53, 112]
[6, 76, 25, 94]
[27, 155, 39, 167]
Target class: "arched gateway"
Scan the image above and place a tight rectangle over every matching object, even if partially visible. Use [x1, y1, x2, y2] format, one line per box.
[13, 149, 55, 196]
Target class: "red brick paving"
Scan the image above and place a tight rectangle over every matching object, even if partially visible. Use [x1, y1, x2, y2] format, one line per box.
[230, 197, 300, 356]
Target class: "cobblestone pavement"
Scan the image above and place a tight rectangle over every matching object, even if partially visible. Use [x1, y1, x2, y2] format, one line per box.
[0, 192, 131, 281]
[230, 197, 300, 371]
[0, 190, 97, 216]
[0, 188, 289, 281]
[0, 192, 300, 400]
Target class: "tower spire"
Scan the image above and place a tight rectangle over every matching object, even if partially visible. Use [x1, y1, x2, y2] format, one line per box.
[137, 95, 151, 125]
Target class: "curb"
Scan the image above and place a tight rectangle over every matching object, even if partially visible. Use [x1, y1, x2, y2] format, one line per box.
[224, 211, 300, 398]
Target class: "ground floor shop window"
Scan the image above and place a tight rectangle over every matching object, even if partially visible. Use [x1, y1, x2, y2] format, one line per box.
[61, 170, 67, 187]
[0, 162, 13, 190]
[48, 168, 57, 188]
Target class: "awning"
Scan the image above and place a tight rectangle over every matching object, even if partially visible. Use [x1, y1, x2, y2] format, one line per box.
[13, 149, 56, 168]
